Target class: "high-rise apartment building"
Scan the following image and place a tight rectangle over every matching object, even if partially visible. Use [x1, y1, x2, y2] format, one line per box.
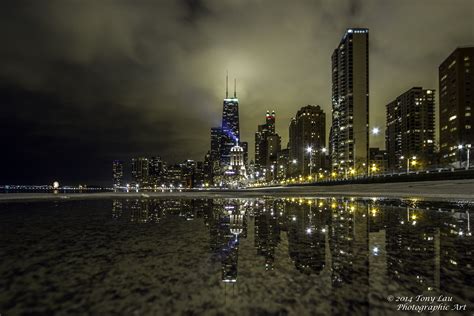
[149, 156, 165, 186]
[386, 87, 435, 170]
[330, 28, 369, 174]
[112, 160, 123, 188]
[439, 47, 474, 165]
[288, 105, 326, 176]
[131, 157, 149, 187]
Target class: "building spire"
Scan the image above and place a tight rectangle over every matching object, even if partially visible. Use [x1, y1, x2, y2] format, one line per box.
[226, 70, 228, 98]
[234, 78, 237, 98]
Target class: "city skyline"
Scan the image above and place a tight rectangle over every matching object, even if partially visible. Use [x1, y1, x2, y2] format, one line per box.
[1, 1, 473, 185]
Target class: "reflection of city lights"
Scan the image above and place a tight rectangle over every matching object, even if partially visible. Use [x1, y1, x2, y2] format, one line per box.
[292, 216, 297, 221]
[306, 228, 312, 234]
[372, 246, 379, 255]
[331, 203, 337, 209]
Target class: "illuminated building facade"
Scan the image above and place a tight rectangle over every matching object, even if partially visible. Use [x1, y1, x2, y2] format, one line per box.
[131, 157, 149, 187]
[288, 105, 326, 176]
[112, 160, 123, 188]
[439, 47, 474, 164]
[209, 74, 248, 177]
[220, 76, 240, 166]
[255, 111, 281, 178]
[330, 28, 369, 174]
[149, 156, 165, 186]
[386, 87, 435, 170]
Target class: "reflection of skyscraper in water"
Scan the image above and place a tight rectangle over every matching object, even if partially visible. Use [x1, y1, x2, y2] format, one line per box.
[204, 200, 247, 285]
[130, 199, 150, 223]
[326, 200, 369, 315]
[254, 200, 281, 270]
[385, 205, 437, 293]
[112, 199, 123, 219]
[439, 210, 473, 301]
[221, 202, 246, 284]
[287, 200, 327, 274]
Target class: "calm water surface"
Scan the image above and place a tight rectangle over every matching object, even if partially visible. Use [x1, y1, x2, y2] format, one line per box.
[0, 197, 472, 315]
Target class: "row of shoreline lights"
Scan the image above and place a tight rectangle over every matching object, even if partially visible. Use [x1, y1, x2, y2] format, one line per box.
[303, 126, 381, 180]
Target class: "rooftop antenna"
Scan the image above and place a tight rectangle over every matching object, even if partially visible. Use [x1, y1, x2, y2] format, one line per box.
[234, 78, 237, 98]
[226, 70, 229, 98]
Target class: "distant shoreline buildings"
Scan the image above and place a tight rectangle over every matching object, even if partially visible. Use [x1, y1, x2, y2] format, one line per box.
[112, 29, 473, 189]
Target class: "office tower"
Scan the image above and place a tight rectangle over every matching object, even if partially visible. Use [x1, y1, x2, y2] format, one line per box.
[288, 105, 326, 175]
[255, 111, 281, 176]
[112, 160, 123, 188]
[240, 141, 249, 166]
[266, 110, 276, 134]
[386, 87, 435, 170]
[181, 160, 196, 188]
[209, 74, 247, 174]
[131, 157, 149, 187]
[220, 76, 240, 166]
[210, 127, 222, 160]
[149, 156, 164, 186]
[194, 161, 205, 188]
[165, 164, 183, 188]
[439, 47, 474, 165]
[203, 151, 213, 186]
[276, 148, 289, 179]
[330, 28, 369, 174]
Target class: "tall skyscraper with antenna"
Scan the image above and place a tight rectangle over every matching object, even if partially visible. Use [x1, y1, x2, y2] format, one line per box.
[220, 73, 241, 166]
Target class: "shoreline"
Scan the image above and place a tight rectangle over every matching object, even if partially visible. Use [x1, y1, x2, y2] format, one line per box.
[0, 179, 473, 202]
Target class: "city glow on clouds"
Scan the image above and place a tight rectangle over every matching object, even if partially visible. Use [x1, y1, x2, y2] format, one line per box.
[0, 0, 472, 184]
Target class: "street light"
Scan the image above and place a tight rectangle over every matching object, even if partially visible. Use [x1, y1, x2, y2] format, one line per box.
[371, 127, 380, 135]
[458, 144, 472, 170]
[400, 155, 416, 173]
[306, 146, 313, 180]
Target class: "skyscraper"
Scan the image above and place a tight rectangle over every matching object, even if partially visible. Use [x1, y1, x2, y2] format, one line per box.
[288, 105, 326, 176]
[149, 156, 164, 186]
[112, 160, 123, 188]
[439, 47, 474, 165]
[386, 87, 435, 170]
[255, 111, 281, 176]
[209, 73, 247, 175]
[131, 157, 149, 187]
[220, 76, 240, 166]
[330, 28, 369, 175]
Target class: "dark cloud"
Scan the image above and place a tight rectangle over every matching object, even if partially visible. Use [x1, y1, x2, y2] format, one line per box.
[0, 0, 473, 185]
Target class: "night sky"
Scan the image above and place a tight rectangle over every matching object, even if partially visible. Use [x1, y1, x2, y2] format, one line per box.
[0, 0, 472, 185]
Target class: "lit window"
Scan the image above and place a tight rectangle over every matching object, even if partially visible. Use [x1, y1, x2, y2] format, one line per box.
[449, 115, 457, 121]
[466, 112, 471, 117]
[466, 125, 472, 129]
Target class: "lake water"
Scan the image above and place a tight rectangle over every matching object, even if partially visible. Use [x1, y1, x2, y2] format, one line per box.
[0, 197, 472, 315]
